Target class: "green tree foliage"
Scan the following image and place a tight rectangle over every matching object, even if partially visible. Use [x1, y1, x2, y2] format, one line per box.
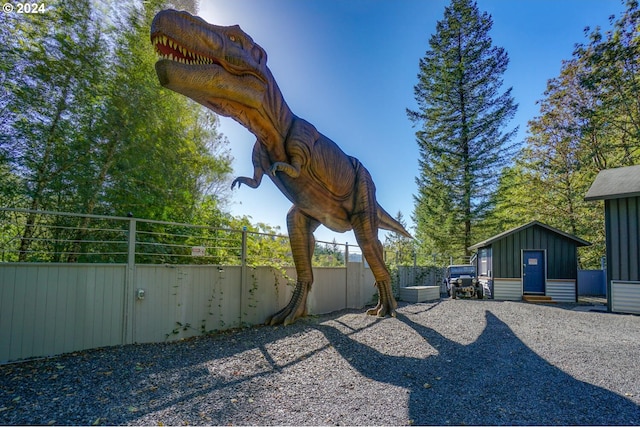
[0, 0, 110, 259]
[577, 0, 640, 167]
[97, 2, 232, 222]
[383, 211, 414, 266]
[0, 0, 233, 260]
[484, 0, 640, 268]
[314, 239, 346, 267]
[408, 0, 517, 261]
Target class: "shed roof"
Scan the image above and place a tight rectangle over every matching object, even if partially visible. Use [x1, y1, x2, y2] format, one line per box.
[468, 220, 591, 251]
[585, 164, 640, 201]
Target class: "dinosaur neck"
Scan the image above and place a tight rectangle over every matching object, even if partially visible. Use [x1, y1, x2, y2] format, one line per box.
[237, 69, 293, 157]
[263, 74, 294, 151]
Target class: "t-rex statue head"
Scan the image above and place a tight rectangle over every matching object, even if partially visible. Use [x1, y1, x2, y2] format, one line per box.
[151, 10, 292, 144]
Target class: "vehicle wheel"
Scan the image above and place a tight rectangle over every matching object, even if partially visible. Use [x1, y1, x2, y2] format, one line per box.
[477, 288, 483, 299]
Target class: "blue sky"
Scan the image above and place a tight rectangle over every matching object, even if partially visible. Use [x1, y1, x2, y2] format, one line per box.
[198, 0, 624, 245]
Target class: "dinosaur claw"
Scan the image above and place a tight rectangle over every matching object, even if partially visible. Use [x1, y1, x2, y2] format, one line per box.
[366, 281, 397, 319]
[266, 281, 310, 326]
[231, 177, 242, 190]
[366, 306, 380, 316]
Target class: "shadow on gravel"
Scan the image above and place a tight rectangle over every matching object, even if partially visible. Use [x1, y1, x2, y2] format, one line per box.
[1, 305, 638, 425]
[315, 309, 639, 425]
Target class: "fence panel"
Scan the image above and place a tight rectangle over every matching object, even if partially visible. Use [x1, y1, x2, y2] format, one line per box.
[0, 264, 125, 362]
[578, 269, 606, 296]
[396, 266, 443, 288]
[240, 266, 294, 326]
[0, 262, 376, 363]
[133, 265, 245, 343]
[0, 208, 378, 363]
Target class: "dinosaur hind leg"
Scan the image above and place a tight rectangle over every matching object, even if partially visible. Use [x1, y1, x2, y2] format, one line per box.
[266, 206, 320, 326]
[351, 168, 397, 318]
[353, 221, 397, 318]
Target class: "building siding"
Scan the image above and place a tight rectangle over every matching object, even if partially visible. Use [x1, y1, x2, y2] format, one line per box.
[605, 196, 640, 282]
[492, 225, 579, 280]
[546, 279, 577, 303]
[611, 281, 640, 314]
[493, 278, 522, 301]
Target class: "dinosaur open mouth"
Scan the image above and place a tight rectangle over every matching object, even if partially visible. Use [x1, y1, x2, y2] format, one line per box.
[152, 34, 219, 66]
[152, 29, 267, 85]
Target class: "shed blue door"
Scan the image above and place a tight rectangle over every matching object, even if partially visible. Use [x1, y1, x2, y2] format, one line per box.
[523, 250, 545, 294]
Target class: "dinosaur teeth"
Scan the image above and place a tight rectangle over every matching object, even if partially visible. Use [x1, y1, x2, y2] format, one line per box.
[154, 35, 216, 66]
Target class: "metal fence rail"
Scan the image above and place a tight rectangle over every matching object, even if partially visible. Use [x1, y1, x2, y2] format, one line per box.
[0, 207, 361, 267]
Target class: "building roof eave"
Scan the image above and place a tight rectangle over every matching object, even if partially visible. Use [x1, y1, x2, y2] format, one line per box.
[468, 220, 591, 251]
[585, 164, 640, 201]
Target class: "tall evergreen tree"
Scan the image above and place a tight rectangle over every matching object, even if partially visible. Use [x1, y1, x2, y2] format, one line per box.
[484, 0, 640, 269]
[408, 0, 517, 261]
[383, 212, 414, 266]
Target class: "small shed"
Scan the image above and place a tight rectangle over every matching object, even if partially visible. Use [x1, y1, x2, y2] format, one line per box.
[585, 164, 640, 314]
[468, 221, 591, 302]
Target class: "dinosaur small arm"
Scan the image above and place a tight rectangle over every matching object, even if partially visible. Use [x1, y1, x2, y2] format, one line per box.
[151, 10, 412, 325]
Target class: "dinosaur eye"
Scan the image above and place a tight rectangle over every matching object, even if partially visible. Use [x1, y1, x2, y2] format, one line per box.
[229, 34, 237, 42]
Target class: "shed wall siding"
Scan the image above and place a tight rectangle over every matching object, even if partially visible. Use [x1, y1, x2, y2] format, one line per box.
[546, 279, 576, 303]
[493, 278, 522, 301]
[611, 281, 640, 314]
[492, 225, 579, 280]
[606, 196, 640, 282]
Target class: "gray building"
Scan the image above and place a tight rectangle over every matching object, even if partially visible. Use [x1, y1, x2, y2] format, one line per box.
[585, 164, 640, 314]
[468, 221, 590, 302]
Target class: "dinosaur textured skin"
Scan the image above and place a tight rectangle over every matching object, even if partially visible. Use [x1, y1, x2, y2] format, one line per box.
[151, 10, 411, 325]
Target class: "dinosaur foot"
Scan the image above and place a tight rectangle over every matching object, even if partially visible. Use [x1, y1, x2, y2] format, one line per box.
[366, 281, 398, 318]
[266, 281, 311, 326]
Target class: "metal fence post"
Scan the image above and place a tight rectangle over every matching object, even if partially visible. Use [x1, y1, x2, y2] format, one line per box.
[240, 227, 247, 325]
[122, 217, 136, 345]
[345, 242, 350, 307]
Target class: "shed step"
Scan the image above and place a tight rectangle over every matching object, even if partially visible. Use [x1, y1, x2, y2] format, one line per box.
[522, 295, 556, 304]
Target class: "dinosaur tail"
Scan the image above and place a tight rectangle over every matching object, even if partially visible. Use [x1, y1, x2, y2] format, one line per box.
[377, 204, 413, 239]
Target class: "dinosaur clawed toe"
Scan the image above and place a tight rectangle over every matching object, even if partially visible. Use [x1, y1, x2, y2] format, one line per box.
[231, 176, 259, 189]
[266, 281, 311, 326]
[366, 281, 397, 318]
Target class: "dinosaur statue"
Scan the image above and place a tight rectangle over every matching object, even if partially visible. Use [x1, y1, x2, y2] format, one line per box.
[151, 10, 412, 325]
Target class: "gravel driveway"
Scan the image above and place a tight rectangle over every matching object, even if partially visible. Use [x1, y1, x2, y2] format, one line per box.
[1, 300, 639, 425]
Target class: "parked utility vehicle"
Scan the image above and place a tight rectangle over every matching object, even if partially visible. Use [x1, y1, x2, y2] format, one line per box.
[444, 264, 483, 299]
